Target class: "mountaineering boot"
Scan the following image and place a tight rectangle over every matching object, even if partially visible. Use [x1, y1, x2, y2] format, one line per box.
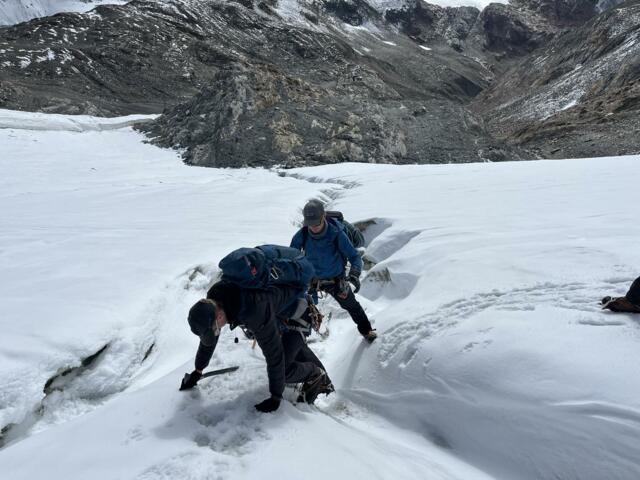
[300, 368, 333, 404]
[319, 380, 335, 396]
[602, 296, 640, 313]
[363, 329, 377, 344]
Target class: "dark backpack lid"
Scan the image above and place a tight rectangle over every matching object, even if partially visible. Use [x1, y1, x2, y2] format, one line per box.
[325, 210, 344, 222]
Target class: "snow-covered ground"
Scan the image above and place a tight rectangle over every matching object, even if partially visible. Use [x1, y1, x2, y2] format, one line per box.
[0, 0, 127, 26]
[0, 109, 156, 130]
[1, 109, 639, 479]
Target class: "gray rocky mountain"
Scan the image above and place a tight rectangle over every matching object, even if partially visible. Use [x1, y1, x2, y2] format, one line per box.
[474, 0, 640, 158]
[0, 0, 637, 166]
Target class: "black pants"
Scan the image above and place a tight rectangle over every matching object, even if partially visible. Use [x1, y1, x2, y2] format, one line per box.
[627, 276, 640, 306]
[320, 281, 372, 336]
[282, 330, 326, 384]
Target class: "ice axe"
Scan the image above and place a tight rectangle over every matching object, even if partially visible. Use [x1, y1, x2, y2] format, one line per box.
[181, 366, 240, 388]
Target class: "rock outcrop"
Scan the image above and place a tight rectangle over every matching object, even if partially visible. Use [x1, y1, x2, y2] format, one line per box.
[474, 0, 640, 158]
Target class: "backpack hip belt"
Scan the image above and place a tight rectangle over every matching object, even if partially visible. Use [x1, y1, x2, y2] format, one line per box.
[281, 298, 324, 334]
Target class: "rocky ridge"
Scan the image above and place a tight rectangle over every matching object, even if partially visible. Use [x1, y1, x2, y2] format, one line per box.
[0, 0, 637, 165]
[474, 0, 640, 158]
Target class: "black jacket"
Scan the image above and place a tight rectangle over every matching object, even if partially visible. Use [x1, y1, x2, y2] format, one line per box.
[194, 280, 299, 399]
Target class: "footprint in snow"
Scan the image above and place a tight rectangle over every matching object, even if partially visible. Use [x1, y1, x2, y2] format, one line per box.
[378, 281, 632, 366]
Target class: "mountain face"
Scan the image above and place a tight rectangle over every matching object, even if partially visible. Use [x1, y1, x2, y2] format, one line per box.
[141, 1, 516, 167]
[474, 0, 640, 158]
[0, 0, 637, 166]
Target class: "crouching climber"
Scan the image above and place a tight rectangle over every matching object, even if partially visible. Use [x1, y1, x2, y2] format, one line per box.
[180, 245, 334, 412]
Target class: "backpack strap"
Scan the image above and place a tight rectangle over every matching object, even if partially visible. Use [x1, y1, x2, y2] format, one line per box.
[330, 220, 346, 267]
[301, 226, 308, 252]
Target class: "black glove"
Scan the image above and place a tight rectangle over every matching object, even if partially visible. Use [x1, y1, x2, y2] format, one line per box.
[254, 396, 281, 413]
[348, 271, 361, 294]
[179, 370, 202, 391]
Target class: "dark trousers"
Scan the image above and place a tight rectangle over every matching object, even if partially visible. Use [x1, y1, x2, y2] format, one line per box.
[282, 330, 326, 384]
[320, 281, 372, 336]
[627, 276, 640, 306]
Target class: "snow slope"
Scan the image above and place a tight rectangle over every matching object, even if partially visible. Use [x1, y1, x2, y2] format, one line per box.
[0, 109, 156, 130]
[292, 160, 640, 480]
[0, 0, 127, 26]
[1, 109, 639, 479]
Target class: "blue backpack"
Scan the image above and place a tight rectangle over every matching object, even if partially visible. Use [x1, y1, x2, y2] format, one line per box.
[219, 245, 315, 290]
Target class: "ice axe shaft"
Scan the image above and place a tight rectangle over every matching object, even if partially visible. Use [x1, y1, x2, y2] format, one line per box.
[181, 366, 240, 386]
[201, 365, 239, 378]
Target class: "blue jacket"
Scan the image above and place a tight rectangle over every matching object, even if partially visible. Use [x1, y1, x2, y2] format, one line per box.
[290, 218, 362, 279]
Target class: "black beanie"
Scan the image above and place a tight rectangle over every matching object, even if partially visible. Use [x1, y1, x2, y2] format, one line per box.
[188, 299, 217, 346]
